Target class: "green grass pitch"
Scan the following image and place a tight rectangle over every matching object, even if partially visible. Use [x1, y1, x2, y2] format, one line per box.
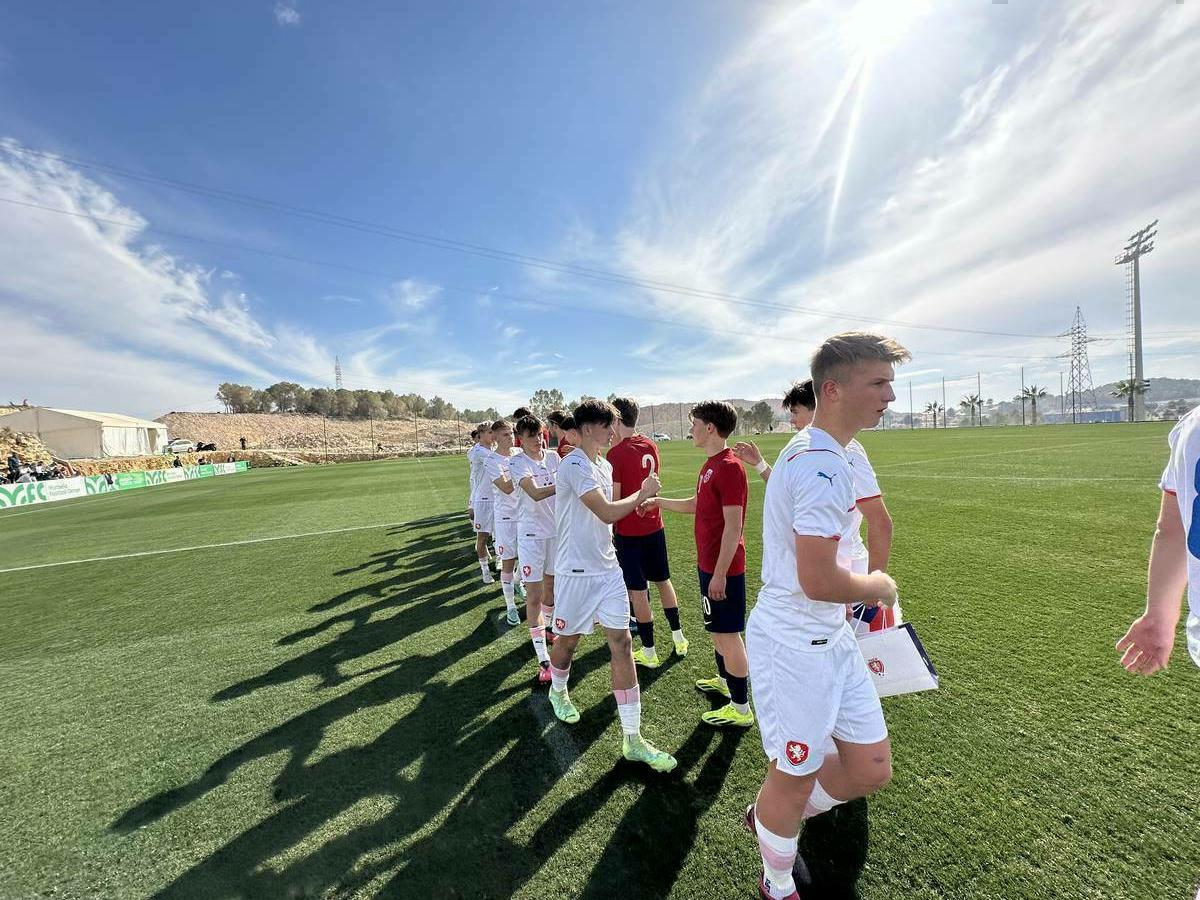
[1, 423, 1197, 899]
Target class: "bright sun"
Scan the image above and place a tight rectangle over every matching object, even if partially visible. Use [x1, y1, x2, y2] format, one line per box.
[843, 0, 929, 54]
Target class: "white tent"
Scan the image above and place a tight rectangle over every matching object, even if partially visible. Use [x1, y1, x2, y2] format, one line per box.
[1, 407, 168, 459]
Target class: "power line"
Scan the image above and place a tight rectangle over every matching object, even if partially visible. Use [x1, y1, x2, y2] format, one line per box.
[0, 196, 1064, 361]
[6, 146, 1065, 340]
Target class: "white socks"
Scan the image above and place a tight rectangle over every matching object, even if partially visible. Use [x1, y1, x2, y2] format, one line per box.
[500, 573, 516, 611]
[755, 811, 798, 898]
[613, 685, 641, 736]
[803, 779, 845, 819]
[530, 626, 549, 664]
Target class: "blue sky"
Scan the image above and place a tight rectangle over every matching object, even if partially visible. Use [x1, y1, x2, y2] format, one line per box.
[0, 0, 1197, 418]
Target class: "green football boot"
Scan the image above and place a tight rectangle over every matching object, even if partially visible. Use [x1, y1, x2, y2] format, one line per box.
[622, 734, 678, 773]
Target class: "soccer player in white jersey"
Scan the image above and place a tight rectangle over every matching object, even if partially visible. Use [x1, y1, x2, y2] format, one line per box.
[483, 419, 522, 625]
[510, 413, 561, 684]
[1117, 403, 1200, 675]
[547, 399, 677, 773]
[736, 379, 897, 634]
[468, 422, 496, 584]
[744, 333, 909, 900]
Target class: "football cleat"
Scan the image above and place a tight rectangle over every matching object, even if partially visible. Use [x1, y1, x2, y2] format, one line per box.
[505, 607, 521, 626]
[758, 875, 800, 900]
[549, 688, 580, 724]
[694, 676, 731, 698]
[538, 662, 552, 684]
[622, 735, 677, 773]
[632, 648, 660, 669]
[701, 702, 754, 728]
[481, 570, 495, 585]
[673, 636, 690, 658]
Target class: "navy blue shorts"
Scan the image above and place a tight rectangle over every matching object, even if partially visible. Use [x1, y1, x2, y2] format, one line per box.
[613, 530, 671, 591]
[698, 568, 746, 634]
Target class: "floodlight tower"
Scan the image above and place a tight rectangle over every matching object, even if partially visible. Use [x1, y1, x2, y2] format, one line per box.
[335, 355, 344, 391]
[1114, 220, 1156, 422]
[1057, 307, 1100, 424]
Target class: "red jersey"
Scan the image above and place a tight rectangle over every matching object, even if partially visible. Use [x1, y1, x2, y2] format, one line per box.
[695, 448, 747, 575]
[556, 435, 573, 458]
[607, 435, 664, 536]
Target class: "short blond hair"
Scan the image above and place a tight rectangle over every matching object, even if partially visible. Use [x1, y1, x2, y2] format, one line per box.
[810, 332, 911, 390]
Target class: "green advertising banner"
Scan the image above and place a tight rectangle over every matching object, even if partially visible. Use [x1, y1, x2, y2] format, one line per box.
[2, 462, 251, 510]
[115, 471, 147, 491]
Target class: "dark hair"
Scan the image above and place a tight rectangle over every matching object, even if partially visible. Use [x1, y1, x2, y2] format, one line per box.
[573, 398, 615, 428]
[476, 420, 493, 433]
[560, 414, 577, 432]
[470, 428, 478, 440]
[810, 332, 912, 393]
[490, 417, 512, 434]
[514, 414, 543, 438]
[690, 400, 738, 438]
[545, 409, 567, 427]
[610, 397, 639, 428]
[512, 406, 532, 419]
[782, 379, 816, 412]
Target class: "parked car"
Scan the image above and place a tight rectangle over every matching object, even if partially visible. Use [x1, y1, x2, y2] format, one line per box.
[165, 439, 196, 454]
[651, 432, 671, 441]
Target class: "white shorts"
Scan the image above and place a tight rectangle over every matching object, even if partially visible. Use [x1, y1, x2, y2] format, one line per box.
[552, 569, 628, 635]
[517, 534, 556, 583]
[493, 519, 518, 560]
[472, 501, 494, 534]
[747, 610, 888, 777]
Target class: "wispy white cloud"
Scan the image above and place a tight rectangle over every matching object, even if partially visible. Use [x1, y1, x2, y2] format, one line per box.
[273, 3, 301, 27]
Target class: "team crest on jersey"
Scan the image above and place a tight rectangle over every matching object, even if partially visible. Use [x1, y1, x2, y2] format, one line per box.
[867, 657, 885, 676]
[784, 741, 809, 766]
[554, 617, 566, 631]
[522, 565, 532, 577]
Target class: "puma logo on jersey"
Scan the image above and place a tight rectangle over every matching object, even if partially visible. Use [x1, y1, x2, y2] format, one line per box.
[816, 471, 836, 485]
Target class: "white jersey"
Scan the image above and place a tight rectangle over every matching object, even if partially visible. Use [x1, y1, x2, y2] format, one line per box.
[755, 426, 856, 649]
[1160, 405, 1200, 667]
[468, 444, 492, 506]
[511, 450, 560, 539]
[484, 449, 519, 522]
[554, 447, 619, 576]
[839, 439, 882, 566]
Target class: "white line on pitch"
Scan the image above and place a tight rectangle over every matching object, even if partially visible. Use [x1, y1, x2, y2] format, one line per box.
[0, 519, 415, 575]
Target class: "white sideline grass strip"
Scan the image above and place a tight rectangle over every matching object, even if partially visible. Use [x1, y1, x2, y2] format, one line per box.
[0, 519, 414, 575]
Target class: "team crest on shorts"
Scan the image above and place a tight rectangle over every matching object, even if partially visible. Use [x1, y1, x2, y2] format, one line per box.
[554, 617, 566, 631]
[867, 657, 885, 676]
[784, 741, 809, 766]
[522, 565, 532, 577]
[497, 545, 506, 556]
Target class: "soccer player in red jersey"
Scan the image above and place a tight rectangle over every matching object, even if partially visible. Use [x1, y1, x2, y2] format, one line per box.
[641, 401, 750, 727]
[608, 397, 688, 666]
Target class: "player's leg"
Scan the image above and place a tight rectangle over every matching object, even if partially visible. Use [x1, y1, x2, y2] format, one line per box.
[802, 649, 892, 818]
[597, 571, 676, 772]
[699, 572, 751, 726]
[746, 614, 839, 899]
[474, 528, 494, 584]
[518, 540, 551, 682]
[541, 539, 557, 644]
[546, 575, 595, 724]
[645, 529, 687, 655]
[496, 523, 520, 624]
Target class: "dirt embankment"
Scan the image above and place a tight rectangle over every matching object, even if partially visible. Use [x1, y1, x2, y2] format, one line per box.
[156, 412, 472, 455]
[1, 428, 55, 467]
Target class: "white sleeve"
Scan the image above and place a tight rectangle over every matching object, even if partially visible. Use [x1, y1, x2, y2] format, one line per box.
[1160, 422, 1182, 494]
[509, 456, 529, 483]
[790, 458, 853, 540]
[562, 457, 600, 498]
[484, 456, 503, 483]
[848, 445, 881, 501]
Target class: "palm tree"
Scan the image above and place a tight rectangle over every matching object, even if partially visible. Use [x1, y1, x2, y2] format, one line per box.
[924, 401, 943, 429]
[1111, 379, 1150, 422]
[1022, 384, 1048, 425]
[960, 394, 982, 427]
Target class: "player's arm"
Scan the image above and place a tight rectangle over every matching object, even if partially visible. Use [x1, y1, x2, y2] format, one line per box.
[640, 495, 696, 515]
[581, 473, 661, 524]
[1117, 491, 1188, 675]
[795, 535, 897, 605]
[707, 505, 744, 601]
[491, 473, 516, 495]
[733, 441, 770, 482]
[858, 496, 893, 571]
[519, 475, 555, 501]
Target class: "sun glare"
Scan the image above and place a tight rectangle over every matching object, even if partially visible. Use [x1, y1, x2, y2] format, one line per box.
[844, 0, 929, 54]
